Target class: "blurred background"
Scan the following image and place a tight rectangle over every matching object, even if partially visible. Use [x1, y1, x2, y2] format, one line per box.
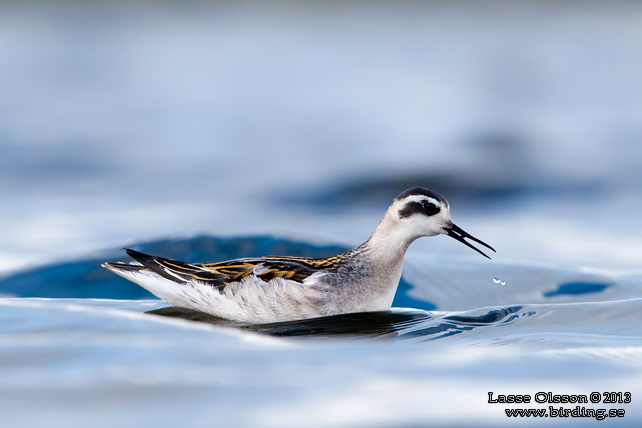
[3, 3, 642, 427]
[1, 0, 641, 272]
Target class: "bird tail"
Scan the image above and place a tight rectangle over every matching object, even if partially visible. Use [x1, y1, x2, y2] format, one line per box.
[101, 249, 158, 275]
[102, 261, 145, 272]
[102, 251, 177, 302]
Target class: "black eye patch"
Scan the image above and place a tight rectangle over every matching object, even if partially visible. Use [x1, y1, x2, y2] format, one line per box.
[422, 201, 440, 216]
[398, 201, 441, 218]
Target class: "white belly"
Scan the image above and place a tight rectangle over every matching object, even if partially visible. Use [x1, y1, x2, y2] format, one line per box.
[118, 269, 329, 323]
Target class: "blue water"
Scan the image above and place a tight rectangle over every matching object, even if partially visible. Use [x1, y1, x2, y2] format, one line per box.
[2, 1, 642, 426]
[2, 235, 642, 427]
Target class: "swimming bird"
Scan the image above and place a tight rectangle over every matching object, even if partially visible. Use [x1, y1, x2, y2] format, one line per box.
[103, 188, 494, 323]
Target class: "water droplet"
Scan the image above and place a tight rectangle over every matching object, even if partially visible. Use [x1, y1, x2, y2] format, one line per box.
[493, 277, 501, 283]
[500, 280, 506, 285]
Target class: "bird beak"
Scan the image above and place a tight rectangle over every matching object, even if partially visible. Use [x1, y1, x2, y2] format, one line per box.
[445, 223, 496, 259]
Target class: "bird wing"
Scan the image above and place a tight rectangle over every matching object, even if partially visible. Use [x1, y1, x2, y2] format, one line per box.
[123, 249, 337, 290]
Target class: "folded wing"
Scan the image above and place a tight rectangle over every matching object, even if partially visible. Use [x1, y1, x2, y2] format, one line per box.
[110, 249, 327, 290]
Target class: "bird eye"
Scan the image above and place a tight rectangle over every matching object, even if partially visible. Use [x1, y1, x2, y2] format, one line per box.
[422, 202, 440, 216]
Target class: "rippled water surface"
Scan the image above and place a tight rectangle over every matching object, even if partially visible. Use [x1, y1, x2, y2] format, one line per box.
[2, 236, 642, 427]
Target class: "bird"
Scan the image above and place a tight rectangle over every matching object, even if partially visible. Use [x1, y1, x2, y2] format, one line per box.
[103, 187, 494, 324]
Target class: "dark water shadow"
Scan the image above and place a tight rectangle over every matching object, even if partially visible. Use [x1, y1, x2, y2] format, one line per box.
[0, 236, 347, 299]
[147, 305, 524, 341]
[543, 282, 610, 298]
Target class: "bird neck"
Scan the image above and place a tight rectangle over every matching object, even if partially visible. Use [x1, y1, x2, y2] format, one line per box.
[364, 212, 416, 271]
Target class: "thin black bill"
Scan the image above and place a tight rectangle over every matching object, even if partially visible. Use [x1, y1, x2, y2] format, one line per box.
[446, 224, 496, 259]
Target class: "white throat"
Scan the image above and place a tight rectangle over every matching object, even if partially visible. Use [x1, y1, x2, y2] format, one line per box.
[366, 211, 416, 263]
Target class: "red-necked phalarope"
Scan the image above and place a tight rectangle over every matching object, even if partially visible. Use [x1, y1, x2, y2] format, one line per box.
[103, 188, 494, 323]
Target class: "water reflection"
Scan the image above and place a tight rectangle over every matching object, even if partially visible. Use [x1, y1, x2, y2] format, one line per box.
[147, 305, 525, 341]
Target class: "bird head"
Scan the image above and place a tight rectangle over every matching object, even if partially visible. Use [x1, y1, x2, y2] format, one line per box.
[389, 187, 495, 259]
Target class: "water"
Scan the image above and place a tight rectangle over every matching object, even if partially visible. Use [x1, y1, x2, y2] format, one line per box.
[2, 236, 642, 427]
[2, 1, 642, 426]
